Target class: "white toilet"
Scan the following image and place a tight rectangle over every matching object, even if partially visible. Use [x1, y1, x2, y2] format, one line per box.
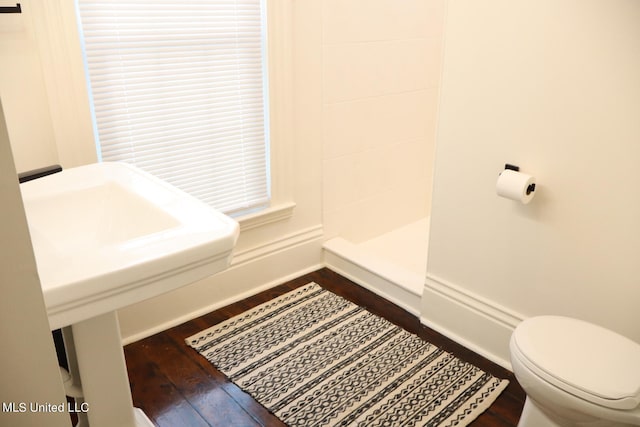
[510, 315, 640, 427]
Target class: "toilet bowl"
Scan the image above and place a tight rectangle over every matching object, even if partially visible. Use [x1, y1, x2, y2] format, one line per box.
[510, 316, 640, 427]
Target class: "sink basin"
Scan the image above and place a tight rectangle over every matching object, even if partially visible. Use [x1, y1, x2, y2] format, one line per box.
[20, 162, 240, 330]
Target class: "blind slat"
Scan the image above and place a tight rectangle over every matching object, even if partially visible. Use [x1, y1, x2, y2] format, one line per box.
[78, 0, 270, 214]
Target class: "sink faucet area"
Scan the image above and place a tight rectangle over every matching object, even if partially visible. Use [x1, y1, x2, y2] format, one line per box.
[20, 162, 240, 427]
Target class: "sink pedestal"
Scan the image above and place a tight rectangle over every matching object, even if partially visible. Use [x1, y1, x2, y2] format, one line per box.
[69, 311, 154, 427]
[20, 162, 240, 426]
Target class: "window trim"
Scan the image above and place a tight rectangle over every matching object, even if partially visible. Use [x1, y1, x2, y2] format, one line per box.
[32, 0, 295, 229]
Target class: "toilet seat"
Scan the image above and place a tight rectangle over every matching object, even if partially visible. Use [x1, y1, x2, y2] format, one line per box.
[512, 315, 640, 410]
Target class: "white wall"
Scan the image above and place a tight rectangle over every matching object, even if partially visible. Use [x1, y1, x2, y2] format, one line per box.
[0, 3, 59, 172]
[11, 0, 639, 376]
[1, 0, 443, 342]
[0, 101, 69, 427]
[322, 0, 444, 243]
[423, 0, 640, 367]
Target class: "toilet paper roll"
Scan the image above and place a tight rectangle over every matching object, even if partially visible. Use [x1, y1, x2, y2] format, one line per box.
[496, 169, 536, 204]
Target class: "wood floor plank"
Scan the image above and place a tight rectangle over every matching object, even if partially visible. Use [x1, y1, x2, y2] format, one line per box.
[124, 267, 525, 426]
[125, 342, 210, 427]
[134, 332, 265, 426]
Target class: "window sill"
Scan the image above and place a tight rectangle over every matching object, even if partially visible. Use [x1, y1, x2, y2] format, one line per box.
[236, 201, 296, 232]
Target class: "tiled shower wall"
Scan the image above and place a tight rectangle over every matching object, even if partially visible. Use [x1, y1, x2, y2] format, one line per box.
[322, 0, 446, 243]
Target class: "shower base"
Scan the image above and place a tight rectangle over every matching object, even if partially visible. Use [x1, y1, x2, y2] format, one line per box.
[323, 217, 429, 316]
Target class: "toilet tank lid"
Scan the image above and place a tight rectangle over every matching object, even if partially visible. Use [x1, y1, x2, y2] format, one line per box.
[513, 315, 640, 410]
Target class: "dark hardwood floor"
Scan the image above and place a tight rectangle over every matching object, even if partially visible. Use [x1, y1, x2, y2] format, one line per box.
[124, 268, 525, 426]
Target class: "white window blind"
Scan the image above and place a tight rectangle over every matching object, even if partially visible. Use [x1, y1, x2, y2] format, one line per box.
[76, 0, 270, 216]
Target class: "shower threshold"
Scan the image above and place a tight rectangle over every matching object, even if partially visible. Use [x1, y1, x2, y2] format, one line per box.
[323, 218, 429, 316]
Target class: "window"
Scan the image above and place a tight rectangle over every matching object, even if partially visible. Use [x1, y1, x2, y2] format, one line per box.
[76, 0, 270, 216]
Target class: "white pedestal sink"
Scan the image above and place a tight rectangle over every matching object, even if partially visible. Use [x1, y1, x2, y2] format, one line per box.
[20, 162, 240, 427]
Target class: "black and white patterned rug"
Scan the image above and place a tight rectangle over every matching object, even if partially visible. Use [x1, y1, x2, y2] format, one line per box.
[186, 283, 508, 427]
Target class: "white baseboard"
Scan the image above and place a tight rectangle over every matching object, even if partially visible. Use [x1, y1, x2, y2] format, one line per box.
[119, 225, 324, 344]
[121, 224, 524, 375]
[421, 273, 525, 370]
